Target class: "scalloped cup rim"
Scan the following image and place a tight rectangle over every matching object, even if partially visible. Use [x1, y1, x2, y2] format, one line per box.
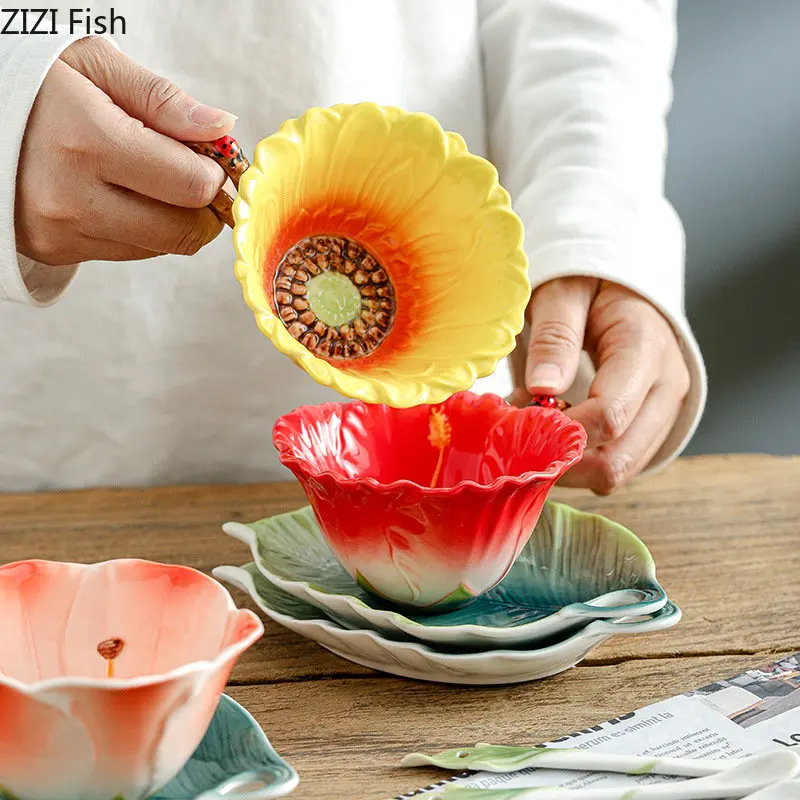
[0, 557, 264, 695]
[230, 102, 531, 408]
[272, 398, 587, 495]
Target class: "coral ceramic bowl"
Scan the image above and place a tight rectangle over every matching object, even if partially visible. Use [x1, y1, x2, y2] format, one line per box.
[272, 391, 586, 612]
[230, 102, 531, 408]
[0, 559, 263, 800]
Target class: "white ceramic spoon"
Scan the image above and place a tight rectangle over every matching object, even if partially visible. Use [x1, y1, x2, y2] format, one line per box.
[423, 750, 800, 800]
[403, 742, 745, 777]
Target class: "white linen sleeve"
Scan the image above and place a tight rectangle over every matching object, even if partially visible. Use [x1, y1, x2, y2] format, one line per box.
[477, 0, 707, 471]
[0, 31, 116, 306]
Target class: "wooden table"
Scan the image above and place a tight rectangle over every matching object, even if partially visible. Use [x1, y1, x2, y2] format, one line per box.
[2, 455, 798, 799]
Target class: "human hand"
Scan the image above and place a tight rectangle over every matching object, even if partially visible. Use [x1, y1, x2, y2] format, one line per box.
[15, 37, 236, 266]
[508, 278, 691, 494]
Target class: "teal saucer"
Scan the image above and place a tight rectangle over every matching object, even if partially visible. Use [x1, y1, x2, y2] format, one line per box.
[222, 501, 667, 649]
[215, 563, 681, 685]
[154, 694, 298, 799]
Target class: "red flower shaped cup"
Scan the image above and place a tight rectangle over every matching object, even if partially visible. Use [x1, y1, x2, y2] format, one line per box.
[272, 392, 586, 611]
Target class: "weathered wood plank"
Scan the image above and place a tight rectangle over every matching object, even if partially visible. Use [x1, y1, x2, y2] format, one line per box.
[228, 653, 786, 800]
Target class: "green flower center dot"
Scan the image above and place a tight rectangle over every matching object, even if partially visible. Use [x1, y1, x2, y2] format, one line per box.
[272, 234, 396, 360]
[306, 271, 362, 327]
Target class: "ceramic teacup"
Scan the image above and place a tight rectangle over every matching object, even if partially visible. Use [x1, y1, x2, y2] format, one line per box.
[0, 558, 263, 800]
[186, 102, 531, 408]
[272, 391, 586, 612]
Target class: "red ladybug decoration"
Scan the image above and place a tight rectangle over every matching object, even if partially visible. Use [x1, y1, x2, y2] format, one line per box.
[212, 135, 240, 160]
[529, 394, 570, 411]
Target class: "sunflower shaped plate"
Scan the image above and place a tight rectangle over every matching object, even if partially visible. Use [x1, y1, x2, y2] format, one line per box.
[214, 564, 680, 686]
[221, 502, 667, 649]
[232, 102, 530, 407]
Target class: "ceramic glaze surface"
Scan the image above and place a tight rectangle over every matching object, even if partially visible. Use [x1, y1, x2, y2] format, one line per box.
[232, 102, 531, 407]
[222, 502, 667, 647]
[273, 235, 396, 359]
[0, 559, 263, 800]
[272, 392, 586, 610]
[214, 564, 681, 686]
[154, 695, 298, 799]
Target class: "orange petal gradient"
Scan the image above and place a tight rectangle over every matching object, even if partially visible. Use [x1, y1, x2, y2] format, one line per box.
[233, 103, 531, 407]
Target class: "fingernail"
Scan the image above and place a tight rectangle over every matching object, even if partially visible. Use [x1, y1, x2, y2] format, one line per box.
[527, 362, 562, 390]
[187, 104, 238, 128]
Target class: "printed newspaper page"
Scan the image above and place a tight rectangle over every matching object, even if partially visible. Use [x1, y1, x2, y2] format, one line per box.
[394, 652, 800, 798]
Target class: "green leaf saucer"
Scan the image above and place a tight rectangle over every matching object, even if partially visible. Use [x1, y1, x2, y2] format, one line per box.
[214, 564, 680, 686]
[154, 694, 298, 799]
[221, 502, 667, 648]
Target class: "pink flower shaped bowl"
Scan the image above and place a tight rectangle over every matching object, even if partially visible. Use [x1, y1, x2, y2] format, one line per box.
[272, 391, 587, 611]
[0, 559, 263, 800]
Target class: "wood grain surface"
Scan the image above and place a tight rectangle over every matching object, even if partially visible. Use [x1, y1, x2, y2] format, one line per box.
[1, 454, 798, 799]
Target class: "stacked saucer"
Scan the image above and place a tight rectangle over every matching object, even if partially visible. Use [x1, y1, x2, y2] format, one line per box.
[213, 501, 680, 686]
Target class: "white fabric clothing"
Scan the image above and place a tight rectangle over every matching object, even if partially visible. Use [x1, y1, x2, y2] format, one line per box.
[0, 0, 706, 490]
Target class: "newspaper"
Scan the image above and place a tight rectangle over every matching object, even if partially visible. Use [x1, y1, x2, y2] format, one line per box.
[395, 652, 800, 798]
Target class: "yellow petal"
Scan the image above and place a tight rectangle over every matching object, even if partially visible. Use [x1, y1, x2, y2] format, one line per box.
[232, 103, 530, 407]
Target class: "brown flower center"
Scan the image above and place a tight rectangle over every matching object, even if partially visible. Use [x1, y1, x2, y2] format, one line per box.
[273, 235, 395, 359]
[97, 637, 125, 679]
[97, 637, 125, 660]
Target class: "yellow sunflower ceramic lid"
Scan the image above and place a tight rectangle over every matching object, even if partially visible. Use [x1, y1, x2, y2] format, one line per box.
[227, 103, 531, 407]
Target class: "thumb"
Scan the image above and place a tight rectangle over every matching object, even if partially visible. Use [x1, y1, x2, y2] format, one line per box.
[60, 37, 237, 141]
[525, 278, 596, 395]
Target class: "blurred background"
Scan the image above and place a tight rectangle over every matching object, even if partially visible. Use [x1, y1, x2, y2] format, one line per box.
[27, 0, 800, 460]
[669, 0, 800, 455]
